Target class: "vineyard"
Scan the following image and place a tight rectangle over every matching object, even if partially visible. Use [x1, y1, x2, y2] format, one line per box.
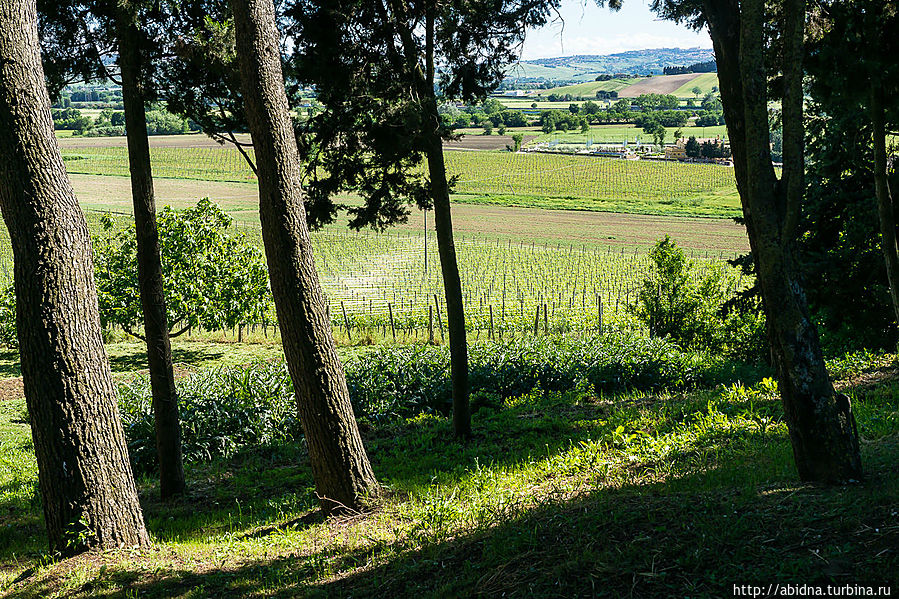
[0, 211, 744, 340]
[59, 146, 742, 217]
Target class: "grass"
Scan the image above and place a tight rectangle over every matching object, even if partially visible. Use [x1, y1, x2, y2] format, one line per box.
[536, 77, 644, 98]
[1, 356, 896, 597]
[673, 72, 720, 98]
[58, 146, 739, 218]
[532, 123, 729, 145]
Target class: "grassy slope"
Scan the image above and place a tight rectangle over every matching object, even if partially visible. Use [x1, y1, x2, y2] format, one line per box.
[537, 78, 644, 97]
[673, 72, 720, 97]
[1, 355, 897, 597]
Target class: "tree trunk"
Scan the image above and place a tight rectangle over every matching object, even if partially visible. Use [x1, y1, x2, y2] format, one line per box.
[0, 0, 149, 554]
[871, 83, 899, 325]
[116, 10, 185, 499]
[424, 134, 471, 438]
[230, 0, 378, 514]
[704, 0, 862, 482]
[422, 7, 470, 438]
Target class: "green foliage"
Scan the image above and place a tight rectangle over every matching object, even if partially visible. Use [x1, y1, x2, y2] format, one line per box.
[0, 284, 16, 348]
[800, 0, 899, 353]
[117, 333, 763, 469]
[633, 236, 765, 360]
[685, 135, 700, 157]
[144, 109, 193, 135]
[93, 199, 270, 338]
[51, 107, 92, 131]
[342, 333, 761, 423]
[119, 362, 299, 472]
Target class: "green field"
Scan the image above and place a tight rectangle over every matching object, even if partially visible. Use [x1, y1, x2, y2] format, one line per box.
[0, 206, 742, 340]
[42, 139, 745, 338]
[537, 77, 644, 98]
[59, 145, 739, 217]
[673, 72, 720, 97]
[532, 123, 729, 145]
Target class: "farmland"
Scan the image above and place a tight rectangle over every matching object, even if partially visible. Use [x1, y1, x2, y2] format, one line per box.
[530, 123, 729, 145]
[538, 72, 721, 99]
[535, 76, 643, 98]
[58, 144, 740, 217]
[24, 133, 744, 341]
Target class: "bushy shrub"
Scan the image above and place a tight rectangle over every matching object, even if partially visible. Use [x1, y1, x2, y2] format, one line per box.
[0, 284, 16, 348]
[342, 333, 757, 422]
[119, 333, 764, 469]
[119, 361, 298, 473]
[633, 236, 765, 361]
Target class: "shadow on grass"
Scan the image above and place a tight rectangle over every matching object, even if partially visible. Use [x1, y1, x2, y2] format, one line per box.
[106, 346, 226, 373]
[0, 351, 21, 378]
[4, 381, 897, 597]
[7, 448, 897, 598]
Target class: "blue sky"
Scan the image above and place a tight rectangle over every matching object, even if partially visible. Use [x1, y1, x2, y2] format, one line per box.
[520, 0, 712, 60]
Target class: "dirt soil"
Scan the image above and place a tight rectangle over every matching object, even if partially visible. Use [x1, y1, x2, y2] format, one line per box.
[60, 132, 537, 152]
[444, 134, 537, 151]
[0, 377, 23, 402]
[58, 133, 253, 149]
[618, 73, 702, 98]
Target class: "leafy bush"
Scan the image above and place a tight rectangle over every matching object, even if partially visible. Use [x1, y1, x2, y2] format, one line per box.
[0, 284, 16, 348]
[633, 236, 765, 361]
[118, 332, 763, 469]
[93, 198, 271, 338]
[343, 333, 759, 422]
[119, 361, 298, 472]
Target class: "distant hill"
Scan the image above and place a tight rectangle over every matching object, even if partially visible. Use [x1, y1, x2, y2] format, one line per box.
[506, 48, 716, 83]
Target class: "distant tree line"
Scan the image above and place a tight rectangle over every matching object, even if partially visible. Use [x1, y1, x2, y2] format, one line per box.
[52, 105, 199, 136]
[662, 60, 717, 75]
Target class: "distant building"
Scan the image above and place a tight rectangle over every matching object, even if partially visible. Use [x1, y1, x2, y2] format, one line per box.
[665, 145, 687, 160]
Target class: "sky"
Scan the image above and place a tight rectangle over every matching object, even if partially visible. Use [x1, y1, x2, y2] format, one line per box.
[519, 0, 712, 60]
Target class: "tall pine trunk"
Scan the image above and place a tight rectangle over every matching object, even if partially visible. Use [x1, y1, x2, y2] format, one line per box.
[230, 0, 378, 513]
[423, 134, 470, 438]
[704, 0, 862, 481]
[870, 83, 899, 326]
[116, 10, 185, 499]
[0, 0, 149, 553]
[422, 8, 470, 438]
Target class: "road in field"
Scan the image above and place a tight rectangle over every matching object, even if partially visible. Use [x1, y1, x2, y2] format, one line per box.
[68, 173, 748, 253]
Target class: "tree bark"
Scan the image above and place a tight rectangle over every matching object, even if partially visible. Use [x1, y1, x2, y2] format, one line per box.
[704, 0, 862, 482]
[0, 0, 149, 553]
[424, 129, 470, 439]
[116, 8, 185, 499]
[871, 83, 899, 325]
[230, 0, 378, 513]
[422, 7, 470, 439]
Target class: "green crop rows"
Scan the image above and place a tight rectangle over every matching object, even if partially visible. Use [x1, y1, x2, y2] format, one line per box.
[59, 146, 741, 217]
[0, 211, 745, 338]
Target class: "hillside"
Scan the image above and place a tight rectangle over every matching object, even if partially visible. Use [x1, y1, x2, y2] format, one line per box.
[672, 72, 719, 97]
[536, 77, 643, 98]
[540, 72, 721, 99]
[616, 73, 703, 97]
[507, 47, 715, 82]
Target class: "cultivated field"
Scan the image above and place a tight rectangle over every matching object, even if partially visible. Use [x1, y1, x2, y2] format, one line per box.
[0, 132, 744, 340]
[58, 144, 740, 217]
[617, 73, 710, 97]
[535, 77, 643, 98]
[531, 123, 729, 145]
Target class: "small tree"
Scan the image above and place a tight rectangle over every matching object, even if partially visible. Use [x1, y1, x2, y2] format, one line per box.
[685, 135, 700, 158]
[482, 120, 493, 135]
[94, 199, 270, 339]
[510, 132, 524, 152]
